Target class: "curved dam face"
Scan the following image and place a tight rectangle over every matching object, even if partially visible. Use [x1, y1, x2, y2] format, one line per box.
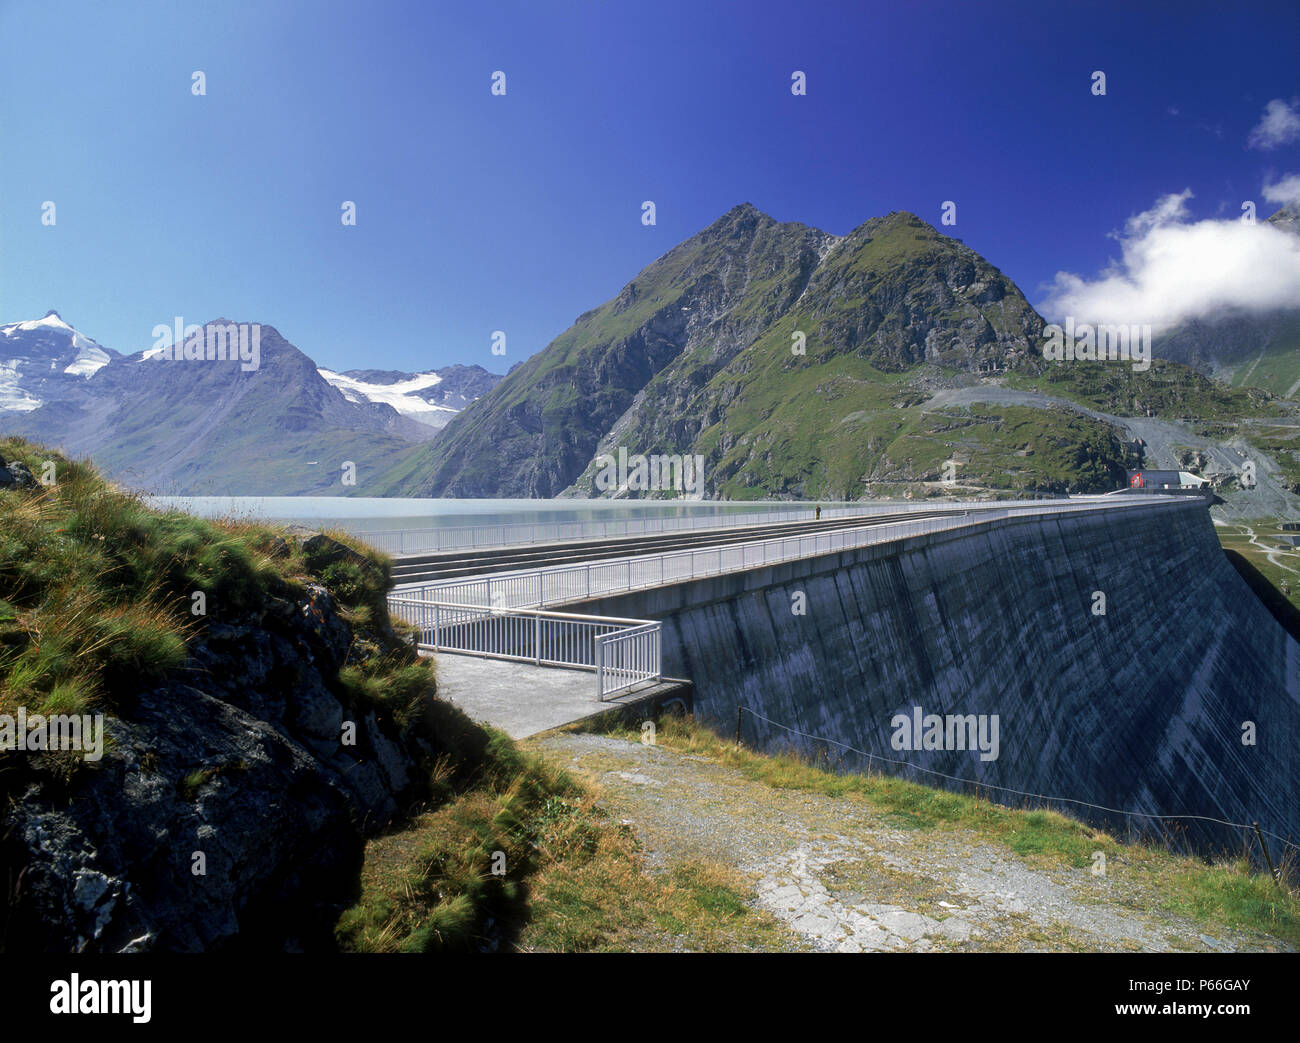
[570, 500, 1300, 853]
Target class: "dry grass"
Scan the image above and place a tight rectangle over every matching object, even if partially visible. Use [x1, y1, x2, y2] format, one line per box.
[337, 734, 801, 952]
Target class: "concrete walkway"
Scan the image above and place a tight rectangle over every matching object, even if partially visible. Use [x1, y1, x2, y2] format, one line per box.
[428, 652, 687, 739]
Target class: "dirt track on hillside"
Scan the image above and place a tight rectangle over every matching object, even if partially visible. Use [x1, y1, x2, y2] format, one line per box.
[528, 732, 1292, 953]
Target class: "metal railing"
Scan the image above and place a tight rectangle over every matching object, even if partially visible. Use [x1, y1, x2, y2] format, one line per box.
[348, 499, 1018, 556]
[393, 496, 1190, 611]
[388, 595, 662, 700]
[597, 622, 661, 701]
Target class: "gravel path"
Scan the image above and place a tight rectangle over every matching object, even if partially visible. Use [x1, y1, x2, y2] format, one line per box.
[529, 732, 1292, 953]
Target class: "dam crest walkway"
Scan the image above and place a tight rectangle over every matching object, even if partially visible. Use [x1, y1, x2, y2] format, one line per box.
[377, 495, 1187, 737]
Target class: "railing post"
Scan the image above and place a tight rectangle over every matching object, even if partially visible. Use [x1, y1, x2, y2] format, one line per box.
[595, 635, 605, 701]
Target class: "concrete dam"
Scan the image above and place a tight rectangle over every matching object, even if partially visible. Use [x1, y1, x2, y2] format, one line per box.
[564, 499, 1300, 855]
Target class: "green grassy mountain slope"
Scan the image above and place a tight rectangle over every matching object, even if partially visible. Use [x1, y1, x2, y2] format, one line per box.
[571, 212, 1057, 499]
[415, 205, 1111, 499]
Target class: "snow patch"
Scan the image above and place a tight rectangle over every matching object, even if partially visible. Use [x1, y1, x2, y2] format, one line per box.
[318, 368, 458, 423]
[64, 339, 111, 377]
[0, 360, 42, 412]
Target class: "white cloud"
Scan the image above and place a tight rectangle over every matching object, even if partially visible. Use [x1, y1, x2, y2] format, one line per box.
[1117, 188, 1193, 238]
[1263, 173, 1300, 207]
[1039, 189, 1300, 330]
[1248, 98, 1300, 150]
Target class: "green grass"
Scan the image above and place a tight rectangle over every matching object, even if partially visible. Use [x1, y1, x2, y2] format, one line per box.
[695, 352, 1136, 497]
[887, 403, 1139, 493]
[1006, 358, 1280, 422]
[609, 264, 1135, 499]
[337, 658, 438, 730]
[517, 833, 797, 952]
[334, 727, 587, 952]
[0, 435, 421, 768]
[179, 767, 220, 799]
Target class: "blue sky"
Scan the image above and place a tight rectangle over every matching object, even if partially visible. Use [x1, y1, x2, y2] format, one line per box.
[2, 0, 1298, 372]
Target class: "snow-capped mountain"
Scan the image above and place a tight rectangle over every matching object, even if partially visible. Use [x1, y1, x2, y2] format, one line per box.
[0, 311, 116, 412]
[318, 365, 502, 432]
[0, 314, 502, 495]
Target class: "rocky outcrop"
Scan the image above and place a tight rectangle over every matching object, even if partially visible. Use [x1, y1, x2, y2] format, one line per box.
[0, 454, 34, 489]
[1, 567, 433, 953]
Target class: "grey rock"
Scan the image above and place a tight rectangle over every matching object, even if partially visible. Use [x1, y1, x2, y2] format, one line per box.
[1, 579, 432, 952]
[0, 455, 35, 489]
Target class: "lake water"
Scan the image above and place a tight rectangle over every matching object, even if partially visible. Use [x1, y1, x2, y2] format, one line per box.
[145, 496, 823, 534]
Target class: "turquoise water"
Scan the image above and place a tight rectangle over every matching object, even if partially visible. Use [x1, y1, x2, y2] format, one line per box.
[145, 496, 822, 533]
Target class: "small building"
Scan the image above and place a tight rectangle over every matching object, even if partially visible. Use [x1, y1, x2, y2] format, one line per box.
[1126, 469, 1209, 490]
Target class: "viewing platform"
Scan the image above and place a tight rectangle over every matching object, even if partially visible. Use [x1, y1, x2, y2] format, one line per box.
[431, 652, 691, 739]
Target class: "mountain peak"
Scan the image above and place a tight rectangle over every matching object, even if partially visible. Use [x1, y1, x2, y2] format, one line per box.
[420, 202, 1045, 499]
[851, 210, 934, 236]
[704, 203, 946, 245]
[1267, 203, 1300, 235]
[2, 311, 75, 334]
[703, 202, 775, 234]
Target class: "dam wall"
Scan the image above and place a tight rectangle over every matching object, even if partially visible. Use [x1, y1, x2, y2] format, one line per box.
[567, 500, 1300, 854]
